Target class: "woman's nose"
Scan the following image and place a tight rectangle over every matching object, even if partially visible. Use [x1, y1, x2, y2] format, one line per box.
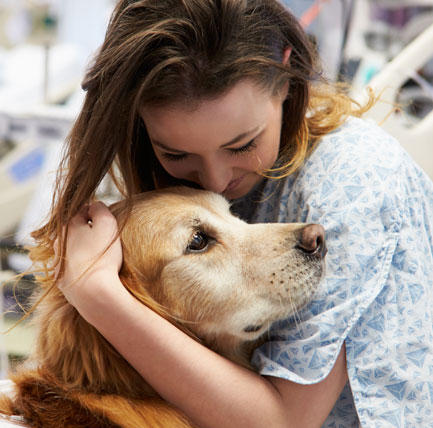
[198, 160, 232, 194]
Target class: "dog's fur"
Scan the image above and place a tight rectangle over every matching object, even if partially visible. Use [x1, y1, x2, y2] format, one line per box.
[0, 187, 325, 427]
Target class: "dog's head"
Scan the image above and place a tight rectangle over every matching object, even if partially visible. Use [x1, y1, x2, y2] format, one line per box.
[111, 187, 326, 359]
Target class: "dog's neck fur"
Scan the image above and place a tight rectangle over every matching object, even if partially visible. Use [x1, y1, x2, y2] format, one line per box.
[32, 290, 156, 398]
[32, 289, 259, 400]
[202, 332, 263, 370]
[175, 323, 261, 370]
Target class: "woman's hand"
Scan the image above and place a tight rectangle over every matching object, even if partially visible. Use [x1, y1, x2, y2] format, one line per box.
[55, 201, 125, 320]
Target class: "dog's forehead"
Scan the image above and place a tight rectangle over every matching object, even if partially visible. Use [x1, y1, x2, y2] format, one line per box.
[143, 188, 231, 215]
[127, 188, 234, 232]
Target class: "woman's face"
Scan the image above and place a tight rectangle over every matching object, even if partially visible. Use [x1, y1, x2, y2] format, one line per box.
[140, 80, 285, 200]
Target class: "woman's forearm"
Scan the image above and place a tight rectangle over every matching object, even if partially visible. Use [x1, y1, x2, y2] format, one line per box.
[84, 274, 347, 428]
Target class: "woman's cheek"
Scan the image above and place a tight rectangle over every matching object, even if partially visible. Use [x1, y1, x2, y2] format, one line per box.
[160, 158, 194, 180]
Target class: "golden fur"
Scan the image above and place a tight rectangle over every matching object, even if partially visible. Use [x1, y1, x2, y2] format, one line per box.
[0, 187, 325, 427]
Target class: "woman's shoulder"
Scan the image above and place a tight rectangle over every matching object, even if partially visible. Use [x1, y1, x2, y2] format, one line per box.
[309, 116, 403, 173]
[325, 115, 392, 140]
[283, 117, 414, 222]
[296, 116, 413, 197]
[249, 116, 431, 224]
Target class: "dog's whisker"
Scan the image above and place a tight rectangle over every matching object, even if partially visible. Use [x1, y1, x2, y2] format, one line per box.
[265, 319, 272, 341]
[288, 294, 302, 334]
[276, 293, 284, 314]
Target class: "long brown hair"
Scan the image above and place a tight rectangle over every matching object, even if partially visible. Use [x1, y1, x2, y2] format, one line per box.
[31, 0, 371, 277]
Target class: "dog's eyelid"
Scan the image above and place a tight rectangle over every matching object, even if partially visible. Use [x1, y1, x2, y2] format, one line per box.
[190, 218, 217, 240]
[192, 228, 217, 242]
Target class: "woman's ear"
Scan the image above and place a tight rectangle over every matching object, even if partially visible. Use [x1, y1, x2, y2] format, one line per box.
[278, 47, 292, 100]
[282, 47, 292, 65]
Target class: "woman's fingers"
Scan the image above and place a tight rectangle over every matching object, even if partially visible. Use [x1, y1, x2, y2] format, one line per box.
[89, 202, 116, 230]
[55, 204, 90, 262]
[87, 200, 109, 218]
[55, 201, 122, 291]
[68, 203, 90, 228]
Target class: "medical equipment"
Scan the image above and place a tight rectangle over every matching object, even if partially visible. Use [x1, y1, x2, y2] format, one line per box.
[359, 23, 433, 179]
[0, 40, 82, 238]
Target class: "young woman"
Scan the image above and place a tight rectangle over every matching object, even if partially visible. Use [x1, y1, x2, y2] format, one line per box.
[32, 0, 433, 426]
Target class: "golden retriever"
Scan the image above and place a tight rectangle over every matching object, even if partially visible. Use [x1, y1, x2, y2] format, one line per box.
[0, 186, 326, 427]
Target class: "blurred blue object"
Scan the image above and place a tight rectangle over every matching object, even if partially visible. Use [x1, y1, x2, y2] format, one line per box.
[281, 0, 354, 80]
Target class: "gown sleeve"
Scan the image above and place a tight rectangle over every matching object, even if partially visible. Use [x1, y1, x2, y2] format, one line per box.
[251, 118, 433, 427]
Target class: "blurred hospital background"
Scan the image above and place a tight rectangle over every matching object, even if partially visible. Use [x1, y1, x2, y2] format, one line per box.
[0, 0, 432, 377]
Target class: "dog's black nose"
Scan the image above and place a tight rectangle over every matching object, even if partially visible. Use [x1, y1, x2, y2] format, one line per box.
[297, 224, 327, 258]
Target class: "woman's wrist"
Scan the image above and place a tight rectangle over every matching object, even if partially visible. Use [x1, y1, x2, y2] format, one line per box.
[69, 270, 132, 325]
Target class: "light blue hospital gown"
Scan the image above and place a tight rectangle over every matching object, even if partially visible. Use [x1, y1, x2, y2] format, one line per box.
[231, 117, 433, 427]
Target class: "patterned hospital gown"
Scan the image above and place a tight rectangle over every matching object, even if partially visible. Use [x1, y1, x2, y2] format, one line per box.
[231, 117, 433, 427]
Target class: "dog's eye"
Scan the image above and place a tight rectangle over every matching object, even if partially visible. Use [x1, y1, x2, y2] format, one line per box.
[187, 232, 208, 252]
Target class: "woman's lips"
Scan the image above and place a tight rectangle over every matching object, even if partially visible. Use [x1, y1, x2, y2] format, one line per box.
[225, 174, 245, 192]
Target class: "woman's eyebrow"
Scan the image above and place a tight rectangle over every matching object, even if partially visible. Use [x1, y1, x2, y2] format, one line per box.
[220, 126, 261, 148]
[151, 125, 262, 153]
[151, 140, 186, 153]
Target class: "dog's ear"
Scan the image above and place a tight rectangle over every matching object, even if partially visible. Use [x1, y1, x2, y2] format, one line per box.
[118, 258, 167, 316]
[118, 258, 205, 347]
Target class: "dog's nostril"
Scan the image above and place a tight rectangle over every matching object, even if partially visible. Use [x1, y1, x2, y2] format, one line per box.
[297, 224, 327, 258]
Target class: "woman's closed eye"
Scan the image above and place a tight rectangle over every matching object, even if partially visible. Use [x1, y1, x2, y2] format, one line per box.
[161, 139, 257, 162]
[161, 152, 188, 161]
[228, 138, 257, 156]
